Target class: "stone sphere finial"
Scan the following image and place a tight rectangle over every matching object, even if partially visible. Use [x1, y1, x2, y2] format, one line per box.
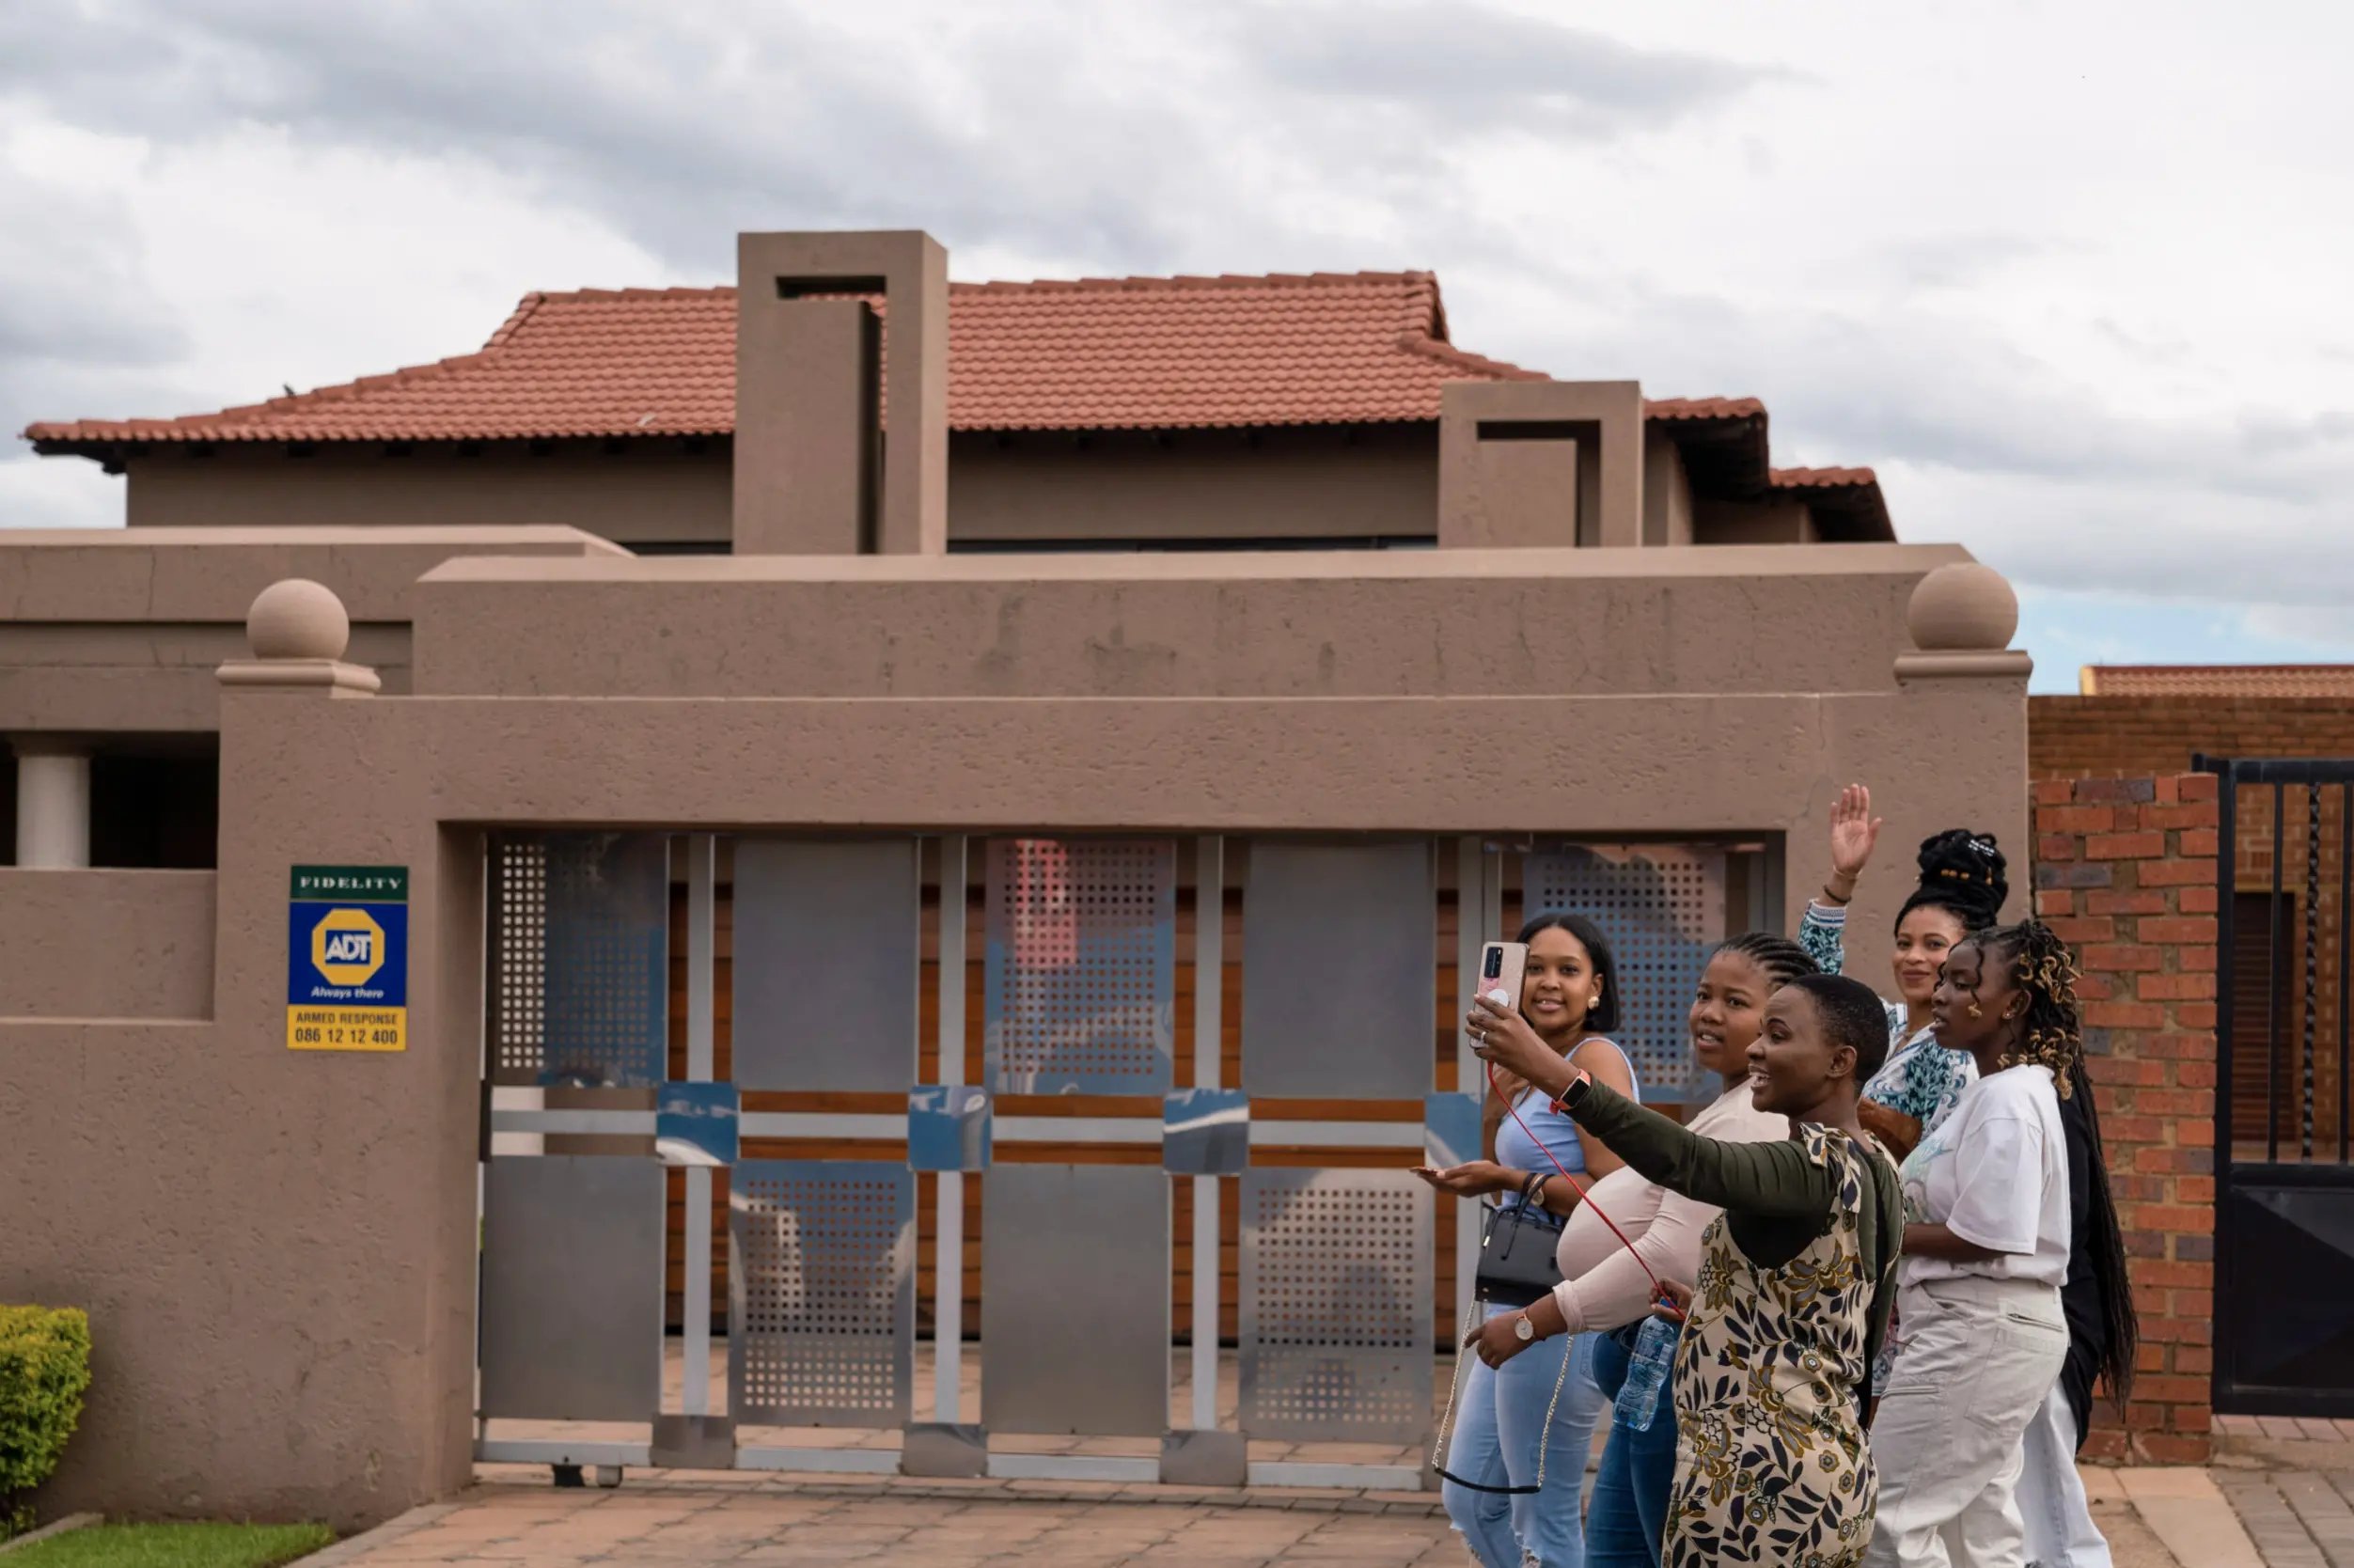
[1907, 561, 2017, 652]
[246, 578, 351, 661]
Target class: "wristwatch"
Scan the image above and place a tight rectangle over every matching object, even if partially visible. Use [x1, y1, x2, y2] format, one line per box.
[1513, 1313, 1535, 1342]
[1548, 1068, 1593, 1118]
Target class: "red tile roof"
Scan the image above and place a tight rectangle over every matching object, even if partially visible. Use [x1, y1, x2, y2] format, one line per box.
[1769, 465, 1878, 489]
[27, 272, 1580, 446]
[23, 268, 1891, 537]
[2079, 665, 2354, 698]
[23, 272, 1798, 447]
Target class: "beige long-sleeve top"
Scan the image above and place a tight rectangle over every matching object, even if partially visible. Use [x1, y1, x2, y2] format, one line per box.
[1547, 1079, 1790, 1334]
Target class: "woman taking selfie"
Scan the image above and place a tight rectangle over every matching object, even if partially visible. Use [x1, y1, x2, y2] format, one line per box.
[1464, 932, 1816, 1567]
[1800, 785, 2007, 1158]
[1416, 913, 1637, 1568]
[1861, 920, 2111, 1568]
[1467, 970, 1904, 1568]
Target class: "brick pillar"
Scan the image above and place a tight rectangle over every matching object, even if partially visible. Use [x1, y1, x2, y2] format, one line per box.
[2032, 771, 2219, 1464]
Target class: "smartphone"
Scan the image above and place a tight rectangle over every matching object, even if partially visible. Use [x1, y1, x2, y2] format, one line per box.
[1476, 941, 1528, 1015]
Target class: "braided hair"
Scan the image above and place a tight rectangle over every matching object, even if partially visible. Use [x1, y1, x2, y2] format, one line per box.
[1980, 920, 2085, 1092]
[1896, 828, 2008, 934]
[1975, 919, 2139, 1407]
[1711, 931, 1818, 991]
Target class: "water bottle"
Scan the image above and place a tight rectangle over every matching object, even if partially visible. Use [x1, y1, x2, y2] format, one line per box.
[1616, 1314, 1680, 1432]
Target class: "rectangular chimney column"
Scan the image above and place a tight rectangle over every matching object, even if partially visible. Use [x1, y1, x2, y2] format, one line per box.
[734, 230, 949, 556]
[1438, 381, 1645, 549]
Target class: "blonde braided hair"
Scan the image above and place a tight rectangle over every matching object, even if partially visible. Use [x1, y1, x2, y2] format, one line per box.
[1981, 920, 2085, 1097]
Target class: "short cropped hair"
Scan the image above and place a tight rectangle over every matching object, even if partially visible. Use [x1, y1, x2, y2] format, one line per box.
[1781, 973, 1891, 1084]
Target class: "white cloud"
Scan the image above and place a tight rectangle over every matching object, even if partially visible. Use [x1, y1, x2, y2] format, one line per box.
[0, 0, 2346, 678]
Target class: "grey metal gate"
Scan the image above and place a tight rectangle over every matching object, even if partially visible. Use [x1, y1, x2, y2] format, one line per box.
[2203, 757, 2354, 1416]
[471, 830, 1741, 1483]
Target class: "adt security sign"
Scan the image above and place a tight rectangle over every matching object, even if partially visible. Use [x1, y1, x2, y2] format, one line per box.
[288, 865, 408, 1052]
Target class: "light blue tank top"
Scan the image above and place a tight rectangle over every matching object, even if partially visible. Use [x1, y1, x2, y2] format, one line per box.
[1496, 1038, 1636, 1213]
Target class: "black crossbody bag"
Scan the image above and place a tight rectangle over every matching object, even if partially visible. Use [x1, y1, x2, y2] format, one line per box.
[1474, 1172, 1563, 1309]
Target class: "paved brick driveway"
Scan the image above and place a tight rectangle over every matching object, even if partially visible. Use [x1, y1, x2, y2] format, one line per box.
[342, 1484, 1467, 1568]
[308, 1453, 2262, 1568]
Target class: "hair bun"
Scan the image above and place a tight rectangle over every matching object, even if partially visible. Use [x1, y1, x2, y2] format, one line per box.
[1913, 828, 2008, 914]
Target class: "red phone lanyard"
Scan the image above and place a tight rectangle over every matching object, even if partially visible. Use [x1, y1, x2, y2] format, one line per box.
[1488, 1059, 1671, 1309]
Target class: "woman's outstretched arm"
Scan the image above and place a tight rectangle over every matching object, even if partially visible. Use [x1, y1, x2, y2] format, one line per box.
[1561, 1079, 1833, 1221]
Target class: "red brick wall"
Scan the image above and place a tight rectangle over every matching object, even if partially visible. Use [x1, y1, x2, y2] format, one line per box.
[2032, 772, 2218, 1464]
[2031, 696, 2354, 779]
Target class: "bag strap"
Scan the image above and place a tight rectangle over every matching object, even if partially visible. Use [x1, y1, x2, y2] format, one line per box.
[1856, 1143, 1902, 1418]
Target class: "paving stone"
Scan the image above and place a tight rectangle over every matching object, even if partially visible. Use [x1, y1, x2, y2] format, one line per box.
[2220, 1473, 2330, 1568]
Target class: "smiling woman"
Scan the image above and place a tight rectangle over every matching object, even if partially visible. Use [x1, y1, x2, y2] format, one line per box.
[1801, 787, 2009, 1161]
[1416, 914, 1634, 1568]
[1469, 973, 1903, 1568]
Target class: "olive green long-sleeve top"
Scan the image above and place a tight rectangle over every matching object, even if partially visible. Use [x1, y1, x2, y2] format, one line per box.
[1564, 1078, 1904, 1391]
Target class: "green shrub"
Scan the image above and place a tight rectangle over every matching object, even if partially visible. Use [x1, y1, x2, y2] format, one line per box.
[0, 1306, 92, 1535]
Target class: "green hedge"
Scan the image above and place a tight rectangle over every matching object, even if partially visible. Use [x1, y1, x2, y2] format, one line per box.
[1, 1306, 92, 1534]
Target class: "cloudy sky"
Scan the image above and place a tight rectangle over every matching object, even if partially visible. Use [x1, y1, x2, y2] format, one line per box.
[2, 0, 2347, 690]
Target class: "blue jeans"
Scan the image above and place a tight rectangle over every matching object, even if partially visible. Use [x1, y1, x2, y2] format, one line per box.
[1442, 1306, 1607, 1568]
[1583, 1322, 1681, 1568]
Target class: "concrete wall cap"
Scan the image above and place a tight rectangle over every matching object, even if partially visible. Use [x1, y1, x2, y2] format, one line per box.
[247, 578, 351, 660]
[1907, 560, 2017, 651]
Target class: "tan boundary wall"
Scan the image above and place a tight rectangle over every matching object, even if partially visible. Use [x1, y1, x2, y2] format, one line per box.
[2, 542, 2028, 1526]
[0, 870, 215, 1017]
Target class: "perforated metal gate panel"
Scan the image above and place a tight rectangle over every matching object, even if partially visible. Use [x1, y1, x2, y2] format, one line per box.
[983, 839, 1175, 1094]
[541, 833, 669, 1089]
[732, 839, 920, 1092]
[1240, 840, 1436, 1099]
[1238, 1168, 1432, 1444]
[490, 839, 548, 1083]
[729, 1160, 914, 1427]
[1526, 844, 1727, 1102]
[480, 1155, 665, 1420]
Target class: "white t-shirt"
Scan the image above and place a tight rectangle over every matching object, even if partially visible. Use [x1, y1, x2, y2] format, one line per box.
[1897, 1064, 2070, 1287]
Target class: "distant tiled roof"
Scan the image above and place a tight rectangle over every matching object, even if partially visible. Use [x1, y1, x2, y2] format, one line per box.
[28, 273, 1577, 446]
[24, 269, 1892, 536]
[23, 272, 1790, 447]
[2079, 665, 2354, 698]
[1769, 465, 1877, 490]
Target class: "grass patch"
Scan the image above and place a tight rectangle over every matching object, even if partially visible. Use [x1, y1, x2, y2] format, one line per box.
[3, 1524, 334, 1568]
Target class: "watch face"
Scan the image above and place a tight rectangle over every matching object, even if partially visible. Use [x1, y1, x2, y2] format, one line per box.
[1514, 1314, 1534, 1341]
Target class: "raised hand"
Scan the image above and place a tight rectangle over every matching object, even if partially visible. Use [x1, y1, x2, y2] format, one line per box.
[1827, 783, 1884, 901]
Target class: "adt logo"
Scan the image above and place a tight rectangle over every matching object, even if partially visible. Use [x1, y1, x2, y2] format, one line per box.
[312, 907, 387, 988]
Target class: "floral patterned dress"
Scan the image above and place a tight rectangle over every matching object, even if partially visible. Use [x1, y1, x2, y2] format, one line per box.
[1668, 1126, 1894, 1567]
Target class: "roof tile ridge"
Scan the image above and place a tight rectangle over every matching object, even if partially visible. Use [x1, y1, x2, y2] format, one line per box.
[1770, 465, 1879, 487]
[952, 269, 1433, 295]
[482, 291, 545, 350]
[1405, 271, 1450, 344]
[1393, 331, 1548, 383]
[30, 343, 506, 439]
[521, 285, 735, 306]
[1648, 395, 1767, 419]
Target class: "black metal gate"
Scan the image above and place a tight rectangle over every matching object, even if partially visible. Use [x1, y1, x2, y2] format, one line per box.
[2204, 756, 2354, 1415]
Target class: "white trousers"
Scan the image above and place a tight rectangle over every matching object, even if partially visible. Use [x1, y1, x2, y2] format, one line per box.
[1864, 1276, 2070, 1568]
[2017, 1383, 2111, 1568]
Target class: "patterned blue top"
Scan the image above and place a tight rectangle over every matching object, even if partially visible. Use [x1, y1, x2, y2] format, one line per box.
[1797, 902, 1978, 1135]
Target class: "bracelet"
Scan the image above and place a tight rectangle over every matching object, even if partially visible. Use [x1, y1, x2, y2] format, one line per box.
[1820, 884, 1853, 906]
